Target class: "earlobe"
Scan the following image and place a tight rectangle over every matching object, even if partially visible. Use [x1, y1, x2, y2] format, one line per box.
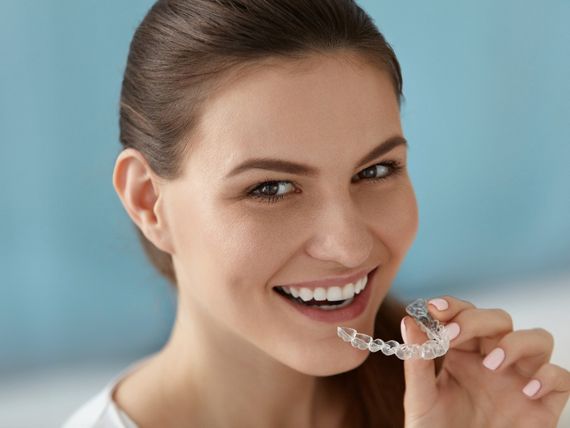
[112, 148, 174, 255]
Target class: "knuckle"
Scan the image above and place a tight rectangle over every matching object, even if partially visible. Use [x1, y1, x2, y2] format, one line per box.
[493, 308, 513, 330]
[535, 327, 555, 348]
[459, 296, 476, 307]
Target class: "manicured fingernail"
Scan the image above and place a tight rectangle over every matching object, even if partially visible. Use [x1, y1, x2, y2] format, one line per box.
[428, 298, 449, 311]
[400, 318, 408, 343]
[482, 347, 505, 370]
[446, 322, 461, 340]
[522, 379, 541, 397]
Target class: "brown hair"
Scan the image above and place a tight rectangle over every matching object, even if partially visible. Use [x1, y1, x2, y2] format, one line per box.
[118, 1, 440, 426]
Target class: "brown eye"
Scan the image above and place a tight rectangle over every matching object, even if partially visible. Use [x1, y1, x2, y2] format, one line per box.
[248, 181, 296, 204]
[356, 164, 389, 180]
[351, 160, 403, 183]
[248, 160, 404, 205]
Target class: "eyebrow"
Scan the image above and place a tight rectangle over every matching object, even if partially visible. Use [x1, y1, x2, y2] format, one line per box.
[224, 135, 408, 179]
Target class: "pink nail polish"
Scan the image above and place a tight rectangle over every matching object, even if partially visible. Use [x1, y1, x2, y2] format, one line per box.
[446, 322, 460, 341]
[428, 298, 449, 311]
[522, 379, 541, 397]
[400, 318, 408, 343]
[482, 348, 505, 370]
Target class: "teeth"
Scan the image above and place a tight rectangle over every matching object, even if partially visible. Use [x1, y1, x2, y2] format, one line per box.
[313, 287, 327, 301]
[278, 273, 369, 303]
[355, 275, 368, 294]
[317, 297, 354, 310]
[299, 288, 313, 302]
[326, 286, 344, 301]
[342, 283, 355, 300]
[354, 279, 362, 294]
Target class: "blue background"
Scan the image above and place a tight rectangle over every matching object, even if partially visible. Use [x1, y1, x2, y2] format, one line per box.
[1, 0, 569, 374]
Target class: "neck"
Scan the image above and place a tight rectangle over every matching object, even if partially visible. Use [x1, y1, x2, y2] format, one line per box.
[116, 296, 345, 428]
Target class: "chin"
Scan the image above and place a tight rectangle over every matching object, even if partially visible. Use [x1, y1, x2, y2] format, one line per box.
[318, 354, 369, 377]
[280, 342, 371, 377]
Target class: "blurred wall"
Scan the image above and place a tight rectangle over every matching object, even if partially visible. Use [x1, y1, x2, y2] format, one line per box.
[1, 0, 568, 374]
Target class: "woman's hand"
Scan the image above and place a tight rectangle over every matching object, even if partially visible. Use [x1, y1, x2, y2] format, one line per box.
[401, 296, 570, 428]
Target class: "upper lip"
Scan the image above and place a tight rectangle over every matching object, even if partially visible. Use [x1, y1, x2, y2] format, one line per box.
[275, 265, 378, 289]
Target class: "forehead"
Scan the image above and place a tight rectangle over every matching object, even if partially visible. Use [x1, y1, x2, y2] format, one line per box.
[188, 52, 402, 175]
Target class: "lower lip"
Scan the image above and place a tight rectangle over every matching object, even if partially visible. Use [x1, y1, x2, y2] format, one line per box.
[273, 267, 378, 323]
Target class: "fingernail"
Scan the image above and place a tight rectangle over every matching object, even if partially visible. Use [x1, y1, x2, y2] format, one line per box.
[482, 347, 505, 370]
[400, 318, 408, 343]
[446, 322, 461, 341]
[428, 298, 449, 311]
[522, 379, 541, 397]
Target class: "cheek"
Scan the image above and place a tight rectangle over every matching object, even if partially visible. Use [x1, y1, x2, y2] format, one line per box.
[208, 208, 296, 289]
[174, 198, 287, 302]
[366, 182, 419, 257]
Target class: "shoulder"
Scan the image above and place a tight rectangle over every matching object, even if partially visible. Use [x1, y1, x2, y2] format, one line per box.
[61, 356, 154, 428]
[61, 382, 126, 428]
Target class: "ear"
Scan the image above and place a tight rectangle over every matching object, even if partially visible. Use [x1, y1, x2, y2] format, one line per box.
[112, 148, 174, 255]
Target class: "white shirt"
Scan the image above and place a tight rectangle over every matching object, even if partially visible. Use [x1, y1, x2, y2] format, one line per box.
[61, 356, 153, 428]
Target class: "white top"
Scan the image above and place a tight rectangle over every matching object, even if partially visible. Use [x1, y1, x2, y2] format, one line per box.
[61, 356, 153, 428]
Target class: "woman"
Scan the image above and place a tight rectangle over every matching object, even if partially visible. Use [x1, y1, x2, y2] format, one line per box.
[63, 0, 569, 427]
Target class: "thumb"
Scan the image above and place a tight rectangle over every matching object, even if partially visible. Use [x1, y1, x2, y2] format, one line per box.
[401, 315, 438, 416]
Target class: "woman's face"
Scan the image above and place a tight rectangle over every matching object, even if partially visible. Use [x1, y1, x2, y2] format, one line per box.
[159, 53, 418, 375]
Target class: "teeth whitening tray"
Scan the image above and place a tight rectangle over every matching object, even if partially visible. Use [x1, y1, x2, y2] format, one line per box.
[337, 298, 450, 360]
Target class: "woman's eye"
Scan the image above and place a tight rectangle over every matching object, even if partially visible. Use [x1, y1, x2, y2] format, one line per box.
[246, 160, 404, 205]
[247, 180, 297, 204]
[351, 162, 394, 183]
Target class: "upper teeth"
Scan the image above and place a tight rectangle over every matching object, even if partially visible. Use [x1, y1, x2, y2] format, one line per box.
[278, 274, 368, 302]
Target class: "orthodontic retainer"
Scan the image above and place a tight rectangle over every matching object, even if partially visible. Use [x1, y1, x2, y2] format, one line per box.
[337, 298, 451, 360]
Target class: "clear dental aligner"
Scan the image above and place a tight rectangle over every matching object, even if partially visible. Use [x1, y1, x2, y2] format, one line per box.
[337, 298, 451, 360]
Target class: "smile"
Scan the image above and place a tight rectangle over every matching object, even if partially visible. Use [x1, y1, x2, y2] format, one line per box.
[274, 273, 368, 310]
[272, 266, 379, 323]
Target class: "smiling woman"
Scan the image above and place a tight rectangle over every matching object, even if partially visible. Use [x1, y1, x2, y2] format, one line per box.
[62, 1, 569, 427]
[109, 24, 416, 427]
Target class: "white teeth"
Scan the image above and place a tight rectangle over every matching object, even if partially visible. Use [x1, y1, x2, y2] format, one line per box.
[355, 278, 363, 294]
[354, 275, 368, 294]
[277, 273, 369, 303]
[313, 287, 327, 301]
[326, 286, 344, 301]
[342, 283, 355, 300]
[299, 288, 313, 302]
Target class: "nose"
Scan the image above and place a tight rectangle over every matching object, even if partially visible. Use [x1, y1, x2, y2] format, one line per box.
[304, 195, 373, 268]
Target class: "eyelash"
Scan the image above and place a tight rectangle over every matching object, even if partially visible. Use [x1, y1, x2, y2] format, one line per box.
[246, 160, 405, 205]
